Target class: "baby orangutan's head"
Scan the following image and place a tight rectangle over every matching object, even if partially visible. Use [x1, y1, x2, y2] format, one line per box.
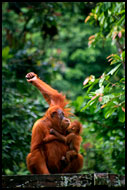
[67, 120, 82, 135]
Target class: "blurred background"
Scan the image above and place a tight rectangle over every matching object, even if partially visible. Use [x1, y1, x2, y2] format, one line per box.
[2, 2, 125, 175]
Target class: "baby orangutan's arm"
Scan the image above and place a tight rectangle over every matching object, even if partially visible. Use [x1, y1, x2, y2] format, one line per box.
[43, 129, 66, 143]
[43, 135, 60, 143]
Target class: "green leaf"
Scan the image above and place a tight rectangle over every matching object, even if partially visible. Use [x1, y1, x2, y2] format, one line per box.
[104, 83, 111, 91]
[122, 51, 125, 61]
[112, 54, 121, 61]
[2, 47, 10, 58]
[107, 64, 121, 75]
[99, 73, 105, 87]
[105, 75, 110, 80]
[120, 78, 125, 83]
[81, 98, 97, 111]
[26, 47, 37, 55]
[119, 108, 125, 123]
[104, 108, 116, 119]
[110, 60, 121, 65]
[2, 46, 13, 62]
[100, 15, 105, 26]
[87, 79, 99, 93]
[117, 10, 125, 15]
[116, 15, 125, 26]
[21, 8, 28, 13]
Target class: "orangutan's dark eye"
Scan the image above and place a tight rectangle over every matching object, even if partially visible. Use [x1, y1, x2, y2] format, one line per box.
[51, 111, 57, 118]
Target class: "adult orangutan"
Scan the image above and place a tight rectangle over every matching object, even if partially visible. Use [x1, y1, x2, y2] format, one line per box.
[26, 72, 83, 174]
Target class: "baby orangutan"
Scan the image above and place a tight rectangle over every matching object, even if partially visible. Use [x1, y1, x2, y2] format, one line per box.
[43, 120, 82, 164]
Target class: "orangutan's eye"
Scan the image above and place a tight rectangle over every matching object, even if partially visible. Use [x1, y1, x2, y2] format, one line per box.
[51, 111, 57, 118]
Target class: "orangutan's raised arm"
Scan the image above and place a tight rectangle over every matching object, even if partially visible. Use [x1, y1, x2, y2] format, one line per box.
[25, 72, 68, 108]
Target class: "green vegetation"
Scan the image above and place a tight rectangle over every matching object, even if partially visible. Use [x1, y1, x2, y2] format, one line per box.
[2, 2, 125, 175]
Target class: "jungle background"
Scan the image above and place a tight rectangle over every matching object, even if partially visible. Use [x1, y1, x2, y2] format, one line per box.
[2, 2, 125, 175]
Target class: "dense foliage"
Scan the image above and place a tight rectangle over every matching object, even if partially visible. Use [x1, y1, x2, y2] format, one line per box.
[74, 2, 125, 174]
[2, 2, 125, 175]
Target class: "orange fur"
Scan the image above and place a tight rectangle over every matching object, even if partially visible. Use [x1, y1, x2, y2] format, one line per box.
[26, 72, 83, 174]
[44, 120, 82, 163]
